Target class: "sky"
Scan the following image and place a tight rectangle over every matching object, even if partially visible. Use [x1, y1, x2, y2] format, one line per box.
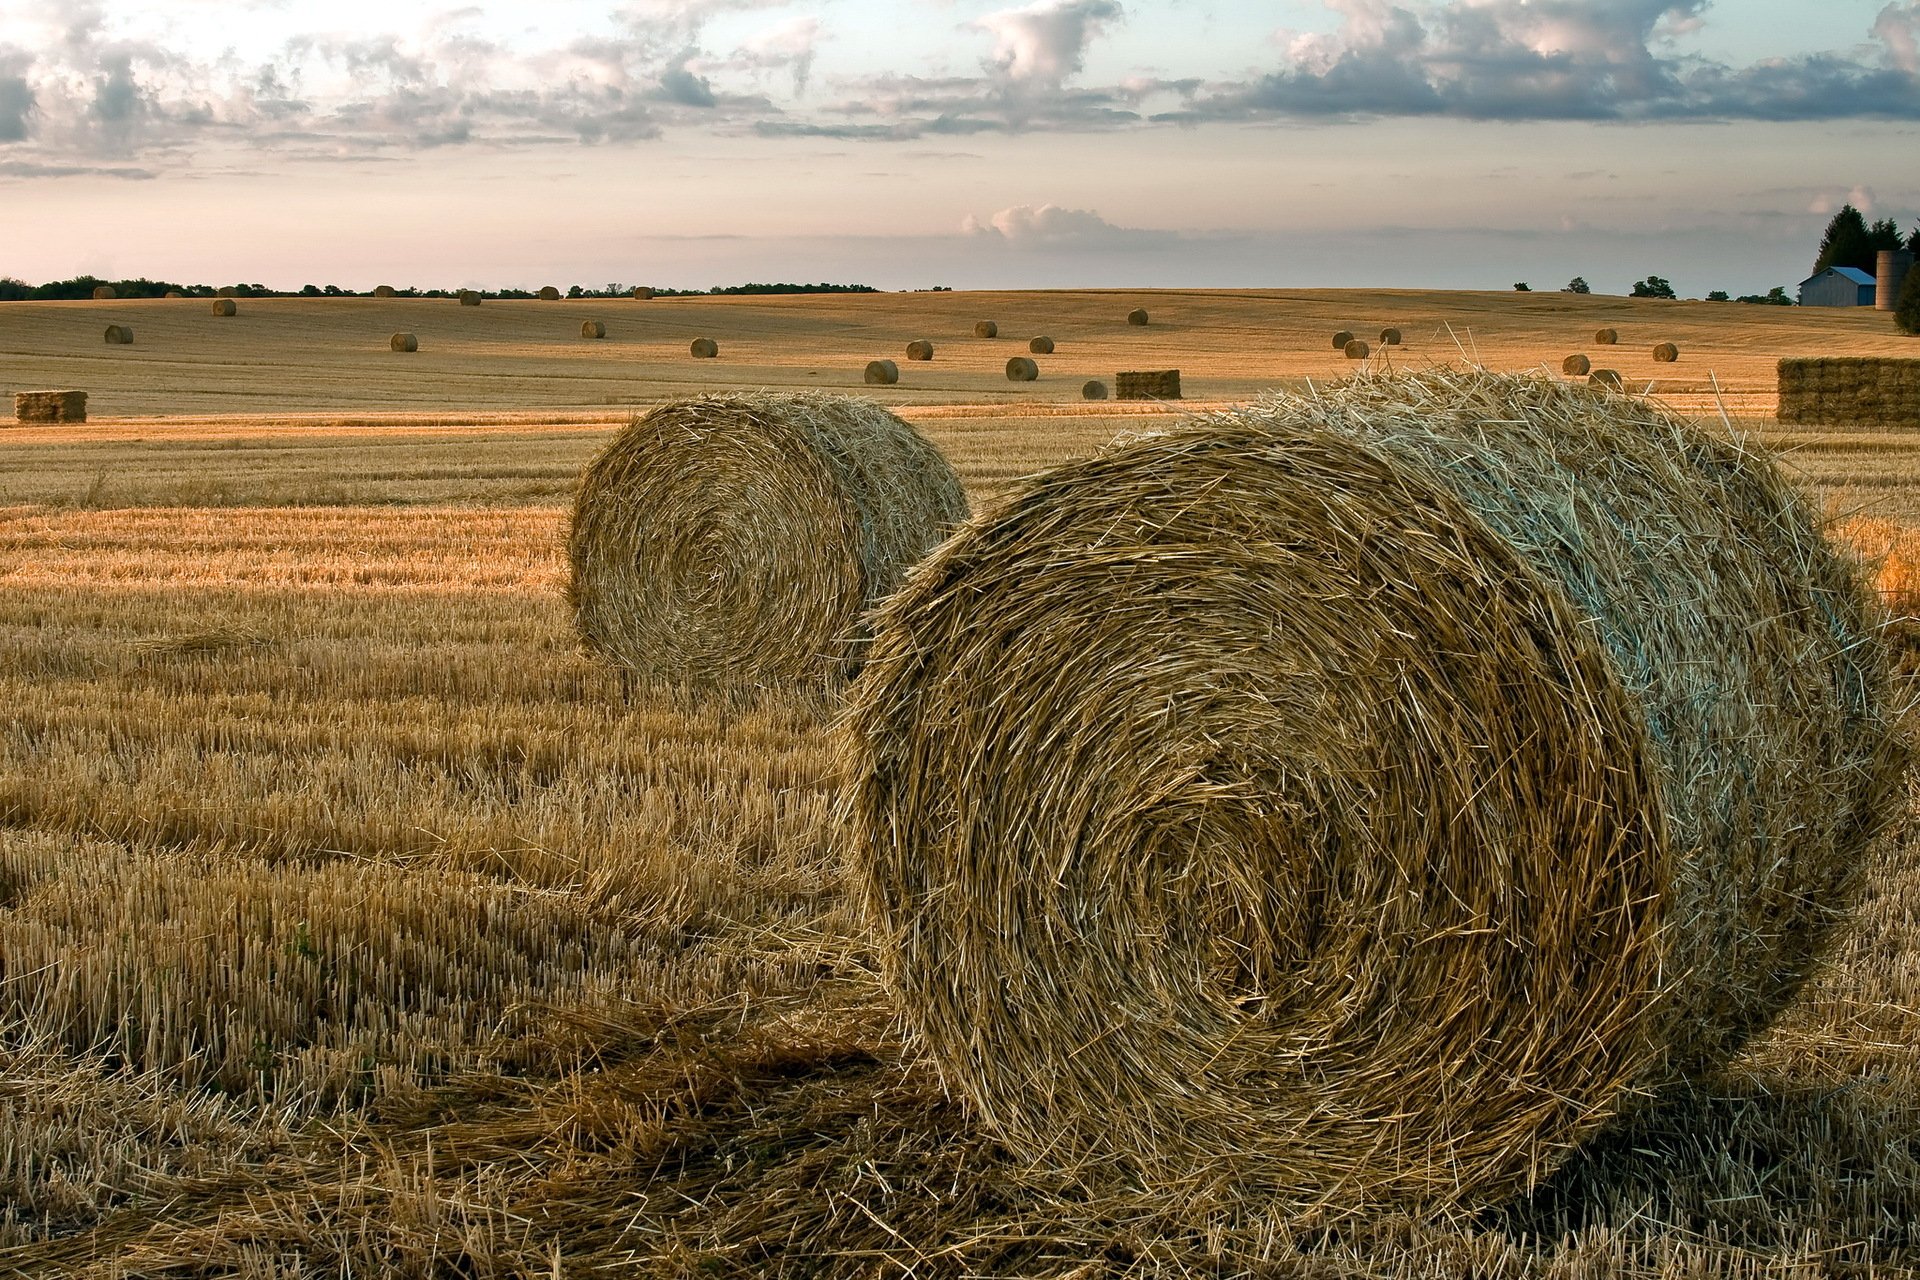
[2, 0, 1918, 296]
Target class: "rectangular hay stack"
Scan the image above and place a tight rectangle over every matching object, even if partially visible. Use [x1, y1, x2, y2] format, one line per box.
[1116, 370, 1182, 401]
[1777, 358, 1920, 428]
[13, 390, 88, 424]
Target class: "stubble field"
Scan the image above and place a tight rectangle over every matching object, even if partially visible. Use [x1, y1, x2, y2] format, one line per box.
[1, 289, 1918, 1276]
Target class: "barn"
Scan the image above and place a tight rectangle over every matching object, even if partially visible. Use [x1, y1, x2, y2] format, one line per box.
[1799, 266, 1877, 307]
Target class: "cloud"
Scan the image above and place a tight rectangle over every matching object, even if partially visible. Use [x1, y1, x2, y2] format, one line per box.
[972, 0, 1124, 88]
[1875, 2, 1920, 74]
[0, 48, 33, 143]
[963, 202, 1173, 249]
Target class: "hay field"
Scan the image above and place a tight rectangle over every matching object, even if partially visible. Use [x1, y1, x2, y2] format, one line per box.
[1, 289, 1919, 1275]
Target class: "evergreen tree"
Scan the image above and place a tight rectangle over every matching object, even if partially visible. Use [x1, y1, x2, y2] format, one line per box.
[1814, 204, 1874, 274]
[1897, 266, 1920, 336]
[1870, 218, 1907, 254]
[1909, 224, 1920, 255]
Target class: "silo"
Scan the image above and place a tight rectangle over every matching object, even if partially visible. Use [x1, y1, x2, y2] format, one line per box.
[1876, 249, 1914, 312]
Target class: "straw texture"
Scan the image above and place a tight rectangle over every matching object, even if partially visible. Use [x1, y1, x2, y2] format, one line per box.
[975, 322, 998, 339]
[1029, 336, 1055, 355]
[581, 320, 606, 339]
[906, 340, 935, 361]
[1778, 357, 1920, 427]
[864, 359, 899, 385]
[1653, 343, 1680, 363]
[103, 325, 132, 345]
[690, 338, 719, 359]
[1116, 370, 1181, 400]
[1595, 328, 1618, 345]
[212, 299, 237, 317]
[13, 390, 87, 424]
[844, 367, 1901, 1220]
[458, 291, 481, 307]
[1562, 354, 1591, 376]
[1006, 357, 1039, 382]
[568, 393, 966, 691]
[1590, 369, 1623, 390]
[1343, 339, 1371, 360]
[389, 333, 418, 352]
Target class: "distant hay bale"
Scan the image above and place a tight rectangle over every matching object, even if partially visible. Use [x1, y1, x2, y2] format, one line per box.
[103, 325, 133, 345]
[1380, 327, 1403, 345]
[1127, 308, 1149, 326]
[864, 359, 900, 385]
[1115, 369, 1181, 400]
[1082, 379, 1109, 400]
[1029, 336, 1055, 354]
[1563, 353, 1592, 376]
[975, 321, 999, 339]
[538, 286, 562, 301]
[906, 340, 935, 361]
[1344, 339, 1371, 360]
[13, 390, 87, 424]
[1778, 358, 1920, 428]
[217, 287, 238, 299]
[1590, 368, 1624, 391]
[1653, 342, 1680, 363]
[163, 291, 183, 299]
[1595, 327, 1619, 345]
[212, 298, 237, 317]
[92, 285, 116, 300]
[567, 392, 968, 690]
[690, 337, 719, 359]
[373, 285, 397, 298]
[581, 320, 607, 339]
[1331, 330, 1355, 349]
[631, 286, 655, 300]
[458, 291, 482, 307]
[1005, 356, 1039, 382]
[389, 332, 418, 352]
[845, 367, 1900, 1221]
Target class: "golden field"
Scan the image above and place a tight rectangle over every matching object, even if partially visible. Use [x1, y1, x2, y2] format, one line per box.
[1, 289, 1919, 1276]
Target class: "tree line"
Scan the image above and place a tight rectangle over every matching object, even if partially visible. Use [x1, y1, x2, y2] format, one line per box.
[0, 277, 879, 302]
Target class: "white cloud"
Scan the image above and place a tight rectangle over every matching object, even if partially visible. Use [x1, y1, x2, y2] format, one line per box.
[1877, 1, 1920, 75]
[962, 201, 1170, 249]
[971, 0, 1123, 88]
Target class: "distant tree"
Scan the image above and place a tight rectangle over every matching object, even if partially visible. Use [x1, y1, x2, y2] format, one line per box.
[1563, 276, 1591, 294]
[1630, 275, 1676, 299]
[1814, 204, 1874, 274]
[1870, 218, 1906, 255]
[1897, 267, 1920, 336]
[1909, 224, 1920, 255]
[1706, 290, 1730, 301]
[1513, 281, 1531, 291]
[1735, 287, 1794, 305]
[567, 285, 585, 298]
[300, 284, 323, 296]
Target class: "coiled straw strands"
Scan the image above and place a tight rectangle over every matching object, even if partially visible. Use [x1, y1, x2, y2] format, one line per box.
[1343, 339, 1370, 359]
[845, 367, 1901, 1220]
[212, 298, 237, 317]
[103, 325, 132, 345]
[690, 337, 719, 359]
[975, 321, 998, 339]
[1653, 342, 1680, 363]
[1595, 327, 1618, 344]
[569, 393, 967, 691]
[1029, 336, 1055, 354]
[389, 332, 418, 352]
[581, 320, 606, 339]
[906, 340, 935, 361]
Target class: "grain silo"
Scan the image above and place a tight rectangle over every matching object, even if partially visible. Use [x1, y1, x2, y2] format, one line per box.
[1877, 250, 1914, 313]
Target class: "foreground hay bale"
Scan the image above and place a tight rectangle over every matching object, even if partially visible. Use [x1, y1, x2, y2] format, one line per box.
[13, 390, 87, 424]
[103, 325, 132, 345]
[690, 337, 719, 359]
[1778, 358, 1920, 427]
[568, 393, 967, 689]
[1343, 339, 1371, 359]
[1116, 369, 1181, 400]
[538, 286, 562, 301]
[458, 291, 481, 307]
[1127, 308, 1150, 326]
[92, 285, 116, 300]
[974, 321, 998, 339]
[1596, 327, 1619, 344]
[906, 340, 935, 361]
[1653, 342, 1680, 363]
[1028, 336, 1055, 354]
[845, 368, 1900, 1220]
[1082, 379, 1109, 401]
[389, 332, 418, 352]
[212, 298, 237, 317]
[1563, 353, 1592, 376]
[864, 359, 899, 385]
[1380, 327, 1403, 345]
[1005, 357, 1039, 382]
[581, 320, 606, 339]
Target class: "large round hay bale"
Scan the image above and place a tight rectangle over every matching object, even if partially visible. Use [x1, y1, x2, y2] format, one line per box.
[845, 368, 1900, 1220]
[581, 320, 606, 339]
[690, 337, 719, 359]
[1127, 308, 1149, 326]
[1082, 379, 1109, 401]
[1331, 329, 1354, 349]
[568, 393, 968, 690]
[103, 325, 133, 345]
[975, 321, 998, 339]
[906, 340, 935, 361]
[212, 298, 237, 317]
[1595, 327, 1619, 344]
[1380, 327, 1403, 345]
[1653, 342, 1680, 363]
[1343, 339, 1370, 359]
[538, 286, 561, 301]
[1563, 353, 1591, 376]
[458, 291, 482, 307]
[1005, 356, 1039, 382]
[1029, 336, 1055, 355]
[864, 359, 899, 385]
[373, 285, 398, 298]
[92, 285, 116, 300]
[389, 332, 418, 352]
[1590, 368, 1624, 391]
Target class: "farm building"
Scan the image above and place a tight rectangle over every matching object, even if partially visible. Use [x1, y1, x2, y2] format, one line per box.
[1799, 266, 1876, 307]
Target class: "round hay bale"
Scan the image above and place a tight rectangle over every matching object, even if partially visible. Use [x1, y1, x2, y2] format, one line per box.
[1380, 327, 1403, 345]
[373, 285, 398, 298]
[92, 285, 116, 300]
[1127, 308, 1149, 326]
[906, 340, 935, 361]
[217, 287, 238, 299]
[1331, 329, 1355, 349]
[975, 321, 999, 339]
[103, 324, 133, 345]
[389, 332, 418, 352]
[864, 359, 900, 386]
[1005, 356, 1039, 382]
[581, 320, 607, 339]
[1562, 353, 1592, 376]
[212, 298, 237, 317]
[845, 368, 1900, 1220]
[1029, 336, 1055, 355]
[1589, 368, 1623, 391]
[1595, 327, 1619, 345]
[632, 286, 655, 300]
[538, 286, 562, 301]
[567, 393, 968, 690]
[1653, 342, 1680, 363]
[1082, 379, 1109, 401]
[163, 291, 184, 299]
[459, 291, 482, 307]
[1343, 339, 1370, 359]
[690, 337, 719, 359]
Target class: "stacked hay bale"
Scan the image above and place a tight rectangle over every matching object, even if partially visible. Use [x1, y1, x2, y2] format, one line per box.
[390, 333, 418, 352]
[567, 393, 967, 691]
[1029, 336, 1055, 354]
[843, 368, 1900, 1221]
[1116, 370, 1181, 400]
[13, 391, 87, 423]
[581, 320, 607, 339]
[212, 299, 237, 317]
[975, 321, 999, 338]
[103, 325, 133, 345]
[1005, 357, 1039, 382]
[1127, 309, 1150, 326]
[906, 340, 935, 361]
[864, 360, 900, 385]
[1778, 358, 1920, 427]
[690, 338, 719, 359]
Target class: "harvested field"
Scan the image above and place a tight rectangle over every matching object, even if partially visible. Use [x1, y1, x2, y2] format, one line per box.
[1, 288, 1919, 1274]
